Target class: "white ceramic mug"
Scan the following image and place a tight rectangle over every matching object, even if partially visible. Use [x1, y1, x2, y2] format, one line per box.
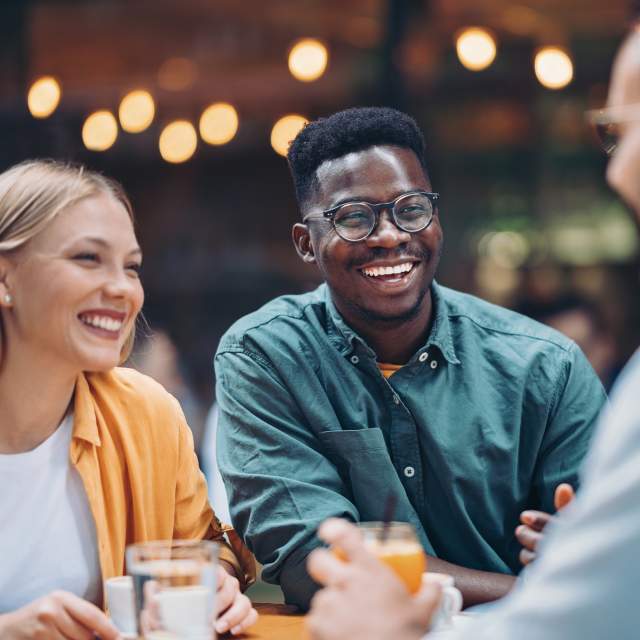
[157, 585, 214, 640]
[105, 575, 137, 637]
[422, 572, 463, 630]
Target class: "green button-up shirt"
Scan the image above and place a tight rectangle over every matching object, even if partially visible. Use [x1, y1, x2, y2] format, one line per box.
[215, 282, 606, 609]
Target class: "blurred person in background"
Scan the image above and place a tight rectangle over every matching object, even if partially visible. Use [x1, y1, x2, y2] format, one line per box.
[130, 327, 206, 450]
[215, 107, 606, 610]
[306, 17, 640, 640]
[0, 160, 256, 639]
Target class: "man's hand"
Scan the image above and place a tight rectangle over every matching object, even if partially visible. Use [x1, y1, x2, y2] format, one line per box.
[215, 563, 258, 636]
[516, 483, 575, 565]
[306, 519, 441, 640]
[0, 590, 120, 640]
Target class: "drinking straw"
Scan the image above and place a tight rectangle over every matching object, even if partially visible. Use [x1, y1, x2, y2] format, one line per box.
[379, 493, 398, 544]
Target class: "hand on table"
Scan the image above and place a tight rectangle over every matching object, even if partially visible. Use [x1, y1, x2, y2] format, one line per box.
[0, 590, 120, 640]
[516, 483, 575, 566]
[215, 563, 258, 636]
[306, 519, 441, 640]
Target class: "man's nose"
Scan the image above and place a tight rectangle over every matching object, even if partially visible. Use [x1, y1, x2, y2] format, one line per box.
[365, 208, 411, 248]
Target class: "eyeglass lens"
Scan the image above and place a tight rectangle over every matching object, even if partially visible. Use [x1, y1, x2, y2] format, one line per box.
[333, 193, 434, 241]
[594, 121, 618, 156]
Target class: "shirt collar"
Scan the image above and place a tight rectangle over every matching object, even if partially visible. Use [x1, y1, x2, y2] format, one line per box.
[426, 282, 460, 365]
[324, 280, 460, 365]
[71, 373, 102, 448]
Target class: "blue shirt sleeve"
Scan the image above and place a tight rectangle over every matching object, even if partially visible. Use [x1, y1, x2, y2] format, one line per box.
[215, 349, 359, 609]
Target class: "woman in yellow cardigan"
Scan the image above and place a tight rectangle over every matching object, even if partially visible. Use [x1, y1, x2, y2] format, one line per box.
[0, 160, 256, 638]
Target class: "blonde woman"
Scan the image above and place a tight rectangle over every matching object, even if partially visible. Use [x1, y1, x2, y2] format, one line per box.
[0, 160, 257, 639]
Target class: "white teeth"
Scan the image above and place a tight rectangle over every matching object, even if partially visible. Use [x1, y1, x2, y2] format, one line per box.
[80, 314, 124, 332]
[362, 262, 413, 278]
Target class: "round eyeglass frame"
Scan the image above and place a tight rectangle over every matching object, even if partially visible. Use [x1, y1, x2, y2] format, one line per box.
[302, 190, 440, 242]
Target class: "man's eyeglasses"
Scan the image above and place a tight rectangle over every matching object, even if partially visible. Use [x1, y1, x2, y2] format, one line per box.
[586, 103, 640, 156]
[303, 191, 440, 242]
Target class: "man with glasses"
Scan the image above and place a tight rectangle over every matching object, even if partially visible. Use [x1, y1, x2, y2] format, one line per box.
[214, 107, 605, 609]
[306, 25, 640, 640]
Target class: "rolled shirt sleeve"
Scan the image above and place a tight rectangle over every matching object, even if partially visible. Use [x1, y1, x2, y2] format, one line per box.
[215, 349, 359, 608]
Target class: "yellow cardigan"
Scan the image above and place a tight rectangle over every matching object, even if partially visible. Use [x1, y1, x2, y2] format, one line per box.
[70, 367, 255, 595]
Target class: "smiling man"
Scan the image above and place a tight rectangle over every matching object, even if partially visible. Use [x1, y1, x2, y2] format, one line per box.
[214, 107, 606, 609]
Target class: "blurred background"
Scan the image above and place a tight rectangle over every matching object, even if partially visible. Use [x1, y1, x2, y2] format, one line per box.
[1, 0, 638, 450]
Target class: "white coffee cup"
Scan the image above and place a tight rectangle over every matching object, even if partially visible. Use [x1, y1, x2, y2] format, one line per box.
[105, 576, 137, 636]
[157, 585, 214, 640]
[422, 572, 463, 630]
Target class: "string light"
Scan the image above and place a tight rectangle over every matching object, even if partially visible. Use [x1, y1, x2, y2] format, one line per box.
[119, 90, 155, 133]
[159, 120, 197, 163]
[271, 115, 308, 156]
[82, 111, 118, 151]
[199, 103, 239, 145]
[27, 76, 61, 118]
[534, 47, 574, 89]
[288, 39, 328, 82]
[455, 28, 497, 71]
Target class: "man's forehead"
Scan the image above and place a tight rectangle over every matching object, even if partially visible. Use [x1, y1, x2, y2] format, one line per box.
[313, 145, 425, 193]
[608, 28, 640, 107]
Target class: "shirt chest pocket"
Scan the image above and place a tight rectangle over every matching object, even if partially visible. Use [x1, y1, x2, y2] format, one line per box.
[319, 428, 410, 522]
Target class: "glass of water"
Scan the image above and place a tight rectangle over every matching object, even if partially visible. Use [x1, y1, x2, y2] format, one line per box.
[126, 540, 218, 640]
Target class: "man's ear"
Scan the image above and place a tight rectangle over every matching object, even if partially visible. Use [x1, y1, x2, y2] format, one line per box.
[292, 223, 316, 263]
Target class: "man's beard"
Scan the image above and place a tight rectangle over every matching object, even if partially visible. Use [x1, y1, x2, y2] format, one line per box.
[352, 280, 431, 325]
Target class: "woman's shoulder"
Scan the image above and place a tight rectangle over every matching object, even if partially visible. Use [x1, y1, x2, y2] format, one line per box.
[83, 367, 185, 429]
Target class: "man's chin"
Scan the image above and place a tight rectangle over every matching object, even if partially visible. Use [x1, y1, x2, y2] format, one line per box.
[355, 291, 428, 324]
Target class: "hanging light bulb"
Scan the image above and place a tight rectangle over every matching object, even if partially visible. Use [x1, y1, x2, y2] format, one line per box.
[271, 115, 308, 156]
[455, 28, 497, 71]
[27, 76, 61, 118]
[534, 47, 574, 89]
[159, 120, 198, 163]
[288, 39, 329, 82]
[82, 110, 118, 151]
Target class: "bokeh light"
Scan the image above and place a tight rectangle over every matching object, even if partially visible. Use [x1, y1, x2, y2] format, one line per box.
[455, 28, 497, 71]
[119, 90, 155, 133]
[534, 47, 574, 89]
[82, 110, 118, 151]
[270, 115, 308, 157]
[288, 39, 329, 82]
[159, 120, 198, 163]
[199, 103, 239, 145]
[27, 76, 61, 118]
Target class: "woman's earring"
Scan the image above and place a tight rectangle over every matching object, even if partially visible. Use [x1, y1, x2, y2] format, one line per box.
[3, 293, 12, 304]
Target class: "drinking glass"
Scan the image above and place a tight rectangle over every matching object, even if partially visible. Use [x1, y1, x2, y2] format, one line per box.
[334, 522, 427, 594]
[126, 540, 218, 640]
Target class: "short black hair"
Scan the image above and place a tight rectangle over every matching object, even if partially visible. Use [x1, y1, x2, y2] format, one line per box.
[287, 106, 428, 207]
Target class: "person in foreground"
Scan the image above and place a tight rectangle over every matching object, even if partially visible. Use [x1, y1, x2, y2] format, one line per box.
[215, 106, 606, 609]
[0, 160, 257, 639]
[306, 23, 640, 640]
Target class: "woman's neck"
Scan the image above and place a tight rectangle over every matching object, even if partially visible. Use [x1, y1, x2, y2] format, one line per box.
[0, 344, 77, 454]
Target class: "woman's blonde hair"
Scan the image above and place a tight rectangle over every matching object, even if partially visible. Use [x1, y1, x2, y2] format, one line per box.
[0, 159, 138, 363]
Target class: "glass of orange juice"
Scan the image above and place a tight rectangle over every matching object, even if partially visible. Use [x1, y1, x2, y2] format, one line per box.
[334, 522, 427, 595]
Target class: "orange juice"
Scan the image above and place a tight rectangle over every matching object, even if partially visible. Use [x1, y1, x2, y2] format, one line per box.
[366, 539, 427, 594]
[333, 523, 427, 595]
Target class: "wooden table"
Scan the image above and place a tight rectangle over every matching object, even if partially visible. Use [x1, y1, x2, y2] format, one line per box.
[241, 604, 308, 640]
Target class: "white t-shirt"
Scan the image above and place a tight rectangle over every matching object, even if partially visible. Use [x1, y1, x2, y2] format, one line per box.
[0, 413, 102, 612]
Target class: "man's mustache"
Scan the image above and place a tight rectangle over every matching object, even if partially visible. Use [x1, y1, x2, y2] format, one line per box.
[348, 246, 432, 269]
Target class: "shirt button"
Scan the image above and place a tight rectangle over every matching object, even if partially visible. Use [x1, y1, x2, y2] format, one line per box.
[392, 394, 400, 405]
[350, 355, 359, 364]
[403, 466, 415, 478]
[418, 352, 429, 363]
[430, 360, 438, 369]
